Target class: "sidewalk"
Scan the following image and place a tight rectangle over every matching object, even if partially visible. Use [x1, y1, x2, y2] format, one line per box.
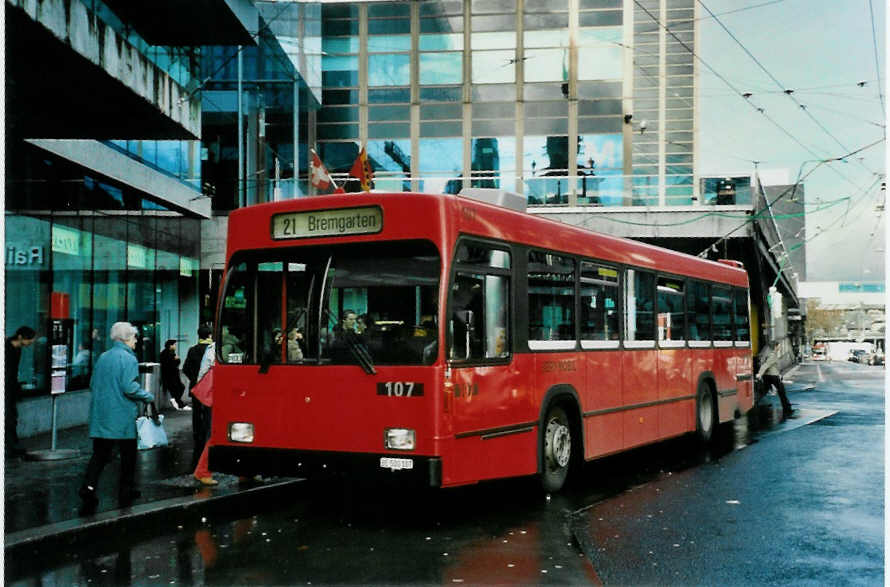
[4, 407, 302, 556]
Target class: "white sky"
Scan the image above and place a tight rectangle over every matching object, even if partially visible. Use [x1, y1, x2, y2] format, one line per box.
[696, 0, 886, 282]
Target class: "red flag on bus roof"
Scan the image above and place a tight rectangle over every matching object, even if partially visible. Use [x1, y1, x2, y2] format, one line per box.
[349, 145, 374, 192]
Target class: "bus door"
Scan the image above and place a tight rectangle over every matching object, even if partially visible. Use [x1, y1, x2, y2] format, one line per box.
[656, 277, 692, 437]
[446, 244, 533, 484]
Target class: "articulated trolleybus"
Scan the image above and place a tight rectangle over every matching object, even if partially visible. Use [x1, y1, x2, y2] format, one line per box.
[209, 190, 753, 492]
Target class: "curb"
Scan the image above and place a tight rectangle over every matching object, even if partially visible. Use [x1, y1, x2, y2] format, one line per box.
[5, 478, 303, 561]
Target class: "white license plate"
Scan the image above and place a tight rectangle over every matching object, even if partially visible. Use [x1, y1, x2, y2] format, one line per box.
[379, 457, 414, 471]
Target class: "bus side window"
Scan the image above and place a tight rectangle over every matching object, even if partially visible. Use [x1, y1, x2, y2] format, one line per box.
[450, 274, 484, 360]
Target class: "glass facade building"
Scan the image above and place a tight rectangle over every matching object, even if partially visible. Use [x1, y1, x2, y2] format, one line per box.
[316, 0, 696, 206]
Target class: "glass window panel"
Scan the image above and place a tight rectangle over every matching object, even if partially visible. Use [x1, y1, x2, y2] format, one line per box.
[323, 20, 358, 36]
[420, 121, 463, 137]
[318, 107, 359, 123]
[367, 35, 411, 53]
[471, 14, 517, 32]
[578, 99, 622, 116]
[449, 272, 510, 361]
[419, 53, 463, 85]
[524, 29, 569, 48]
[624, 269, 655, 342]
[472, 31, 518, 50]
[524, 135, 567, 172]
[368, 18, 411, 35]
[420, 16, 465, 33]
[578, 133, 623, 171]
[472, 120, 516, 136]
[317, 124, 359, 140]
[528, 251, 575, 343]
[580, 262, 620, 341]
[580, 10, 622, 26]
[471, 0, 516, 13]
[472, 50, 516, 84]
[578, 46, 623, 79]
[523, 13, 569, 30]
[473, 84, 517, 101]
[657, 277, 685, 342]
[686, 281, 711, 342]
[367, 139, 412, 173]
[421, 1, 464, 17]
[419, 138, 464, 173]
[524, 118, 568, 135]
[420, 103, 462, 119]
[368, 3, 410, 17]
[577, 174, 624, 206]
[525, 0, 568, 9]
[473, 102, 515, 119]
[582, 0, 622, 7]
[420, 86, 463, 101]
[369, 105, 411, 121]
[369, 88, 411, 103]
[419, 33, 464, 51]
[712, 286, 733, 341]
[323, 4, 356, 18]
[577, 81, 622, 99]
[578, 117, 622, 133]
[526, 176, 570, 205]
[322, 70, 359, 88]
[734, 289, 750, 342]
[523, 83, 569, 101]
[471, 137, 516, 190]
[368, 122, 411, 139]
[323, 37, 359, 54]
[525, 101, 568, 117]
[368, 54, 411, 86]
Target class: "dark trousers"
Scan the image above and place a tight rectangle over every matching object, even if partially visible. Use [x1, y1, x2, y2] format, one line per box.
[83, 438, 138, 496]
[191, 401, 212, 469]
[763, 374, 792, 415]
[5, 392, 20, 452]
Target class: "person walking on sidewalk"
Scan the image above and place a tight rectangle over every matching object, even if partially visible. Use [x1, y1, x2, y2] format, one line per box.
[191, 341, 217, 485]
[160, 339, 188, 410]
[757, 339, 794, 419]
[6, 326, 36, 458]
[79, 322, 155, 509]
[183, 326, 214, 481]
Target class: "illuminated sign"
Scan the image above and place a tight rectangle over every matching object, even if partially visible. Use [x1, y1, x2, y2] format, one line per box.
[52, 226, 80, 256]
[272, 206, 383, 240]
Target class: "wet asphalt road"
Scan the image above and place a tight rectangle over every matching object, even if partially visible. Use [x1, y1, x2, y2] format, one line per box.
[8, 360, 883, 585]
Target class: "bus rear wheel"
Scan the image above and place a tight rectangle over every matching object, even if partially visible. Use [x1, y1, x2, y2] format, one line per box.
[541, 405, 572, 493]
[696, 382, 716, 444]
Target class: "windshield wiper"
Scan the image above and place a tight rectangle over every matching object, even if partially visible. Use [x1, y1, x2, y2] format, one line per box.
[323, 307, 376, 375]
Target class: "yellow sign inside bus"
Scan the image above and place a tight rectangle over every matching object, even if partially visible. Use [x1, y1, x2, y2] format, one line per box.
[272, 206, 383, 240]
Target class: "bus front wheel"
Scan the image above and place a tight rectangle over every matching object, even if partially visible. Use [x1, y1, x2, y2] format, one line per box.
[696, 382, 716, 444]
[541, 405, 572, 493]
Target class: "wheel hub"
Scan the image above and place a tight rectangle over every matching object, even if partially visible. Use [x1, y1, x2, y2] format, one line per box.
[545, 418, 571, 468]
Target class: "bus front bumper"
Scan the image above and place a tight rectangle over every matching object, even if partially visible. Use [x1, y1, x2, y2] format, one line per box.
[209, 445, 442, 488]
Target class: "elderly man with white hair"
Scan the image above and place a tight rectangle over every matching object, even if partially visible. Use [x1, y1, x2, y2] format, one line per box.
[79, 321, 154, 509]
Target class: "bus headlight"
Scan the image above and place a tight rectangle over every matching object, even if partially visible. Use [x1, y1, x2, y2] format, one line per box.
[384, 428, 416, 451]
[228, 422, 255, 443]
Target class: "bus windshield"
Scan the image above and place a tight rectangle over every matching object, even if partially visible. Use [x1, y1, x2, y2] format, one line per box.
[218, 240, 440, 368]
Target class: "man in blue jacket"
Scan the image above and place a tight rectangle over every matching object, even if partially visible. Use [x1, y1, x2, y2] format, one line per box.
[79, 322, 154, 509]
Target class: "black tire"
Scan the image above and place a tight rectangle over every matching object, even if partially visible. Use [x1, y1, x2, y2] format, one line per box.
[696, 382, 716, 444]
[541, 405, 572, 493]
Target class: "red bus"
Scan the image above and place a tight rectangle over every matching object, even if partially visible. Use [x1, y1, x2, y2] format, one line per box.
[208, 190, 753, 492]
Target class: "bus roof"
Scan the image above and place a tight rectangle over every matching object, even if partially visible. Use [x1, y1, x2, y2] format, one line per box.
[227, 192, 749, 288]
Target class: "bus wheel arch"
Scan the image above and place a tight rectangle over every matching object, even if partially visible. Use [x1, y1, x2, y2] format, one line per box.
[538, 386, 583, 493]
[695, 374, 717, 444]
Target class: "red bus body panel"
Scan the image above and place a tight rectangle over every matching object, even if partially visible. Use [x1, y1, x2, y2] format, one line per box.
[211, 192, 753, 488]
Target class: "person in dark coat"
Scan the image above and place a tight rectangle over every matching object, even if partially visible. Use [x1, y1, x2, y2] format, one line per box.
[79, 322, 154, 509]
[183, 325, 213, 470]
[160, 339, 187, 410]
[6, 326, 36, 458]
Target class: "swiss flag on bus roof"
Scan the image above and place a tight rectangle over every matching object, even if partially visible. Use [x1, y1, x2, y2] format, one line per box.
[310, 149, 333, 191]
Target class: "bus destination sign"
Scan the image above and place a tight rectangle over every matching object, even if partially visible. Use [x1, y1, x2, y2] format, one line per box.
[272, 206, 383, 240]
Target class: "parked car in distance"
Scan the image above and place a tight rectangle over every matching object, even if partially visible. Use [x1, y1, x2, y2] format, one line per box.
[848, 349, 868, 363]
[812, 346, 828, 361]
[866, 350, 884, 366]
